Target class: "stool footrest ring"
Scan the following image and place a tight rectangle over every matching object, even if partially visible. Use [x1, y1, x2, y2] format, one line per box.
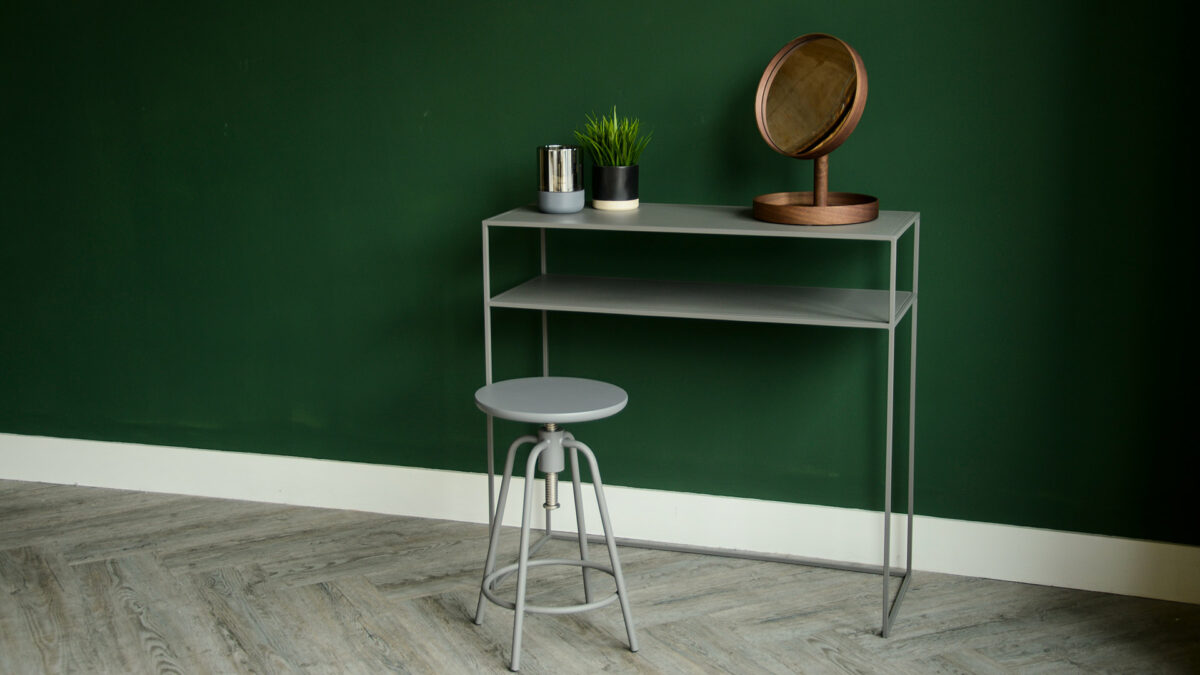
[485, 534, 553, 589]
[482, 558, 621, 615]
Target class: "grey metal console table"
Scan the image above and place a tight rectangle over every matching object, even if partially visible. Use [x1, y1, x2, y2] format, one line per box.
[481, 202, 919, 637]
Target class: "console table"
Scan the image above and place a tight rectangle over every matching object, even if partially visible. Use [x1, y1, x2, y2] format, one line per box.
[481, 202, 919, 636]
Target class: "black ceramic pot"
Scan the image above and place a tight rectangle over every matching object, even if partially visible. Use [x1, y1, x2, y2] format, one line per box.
[592, 165, 639, 211]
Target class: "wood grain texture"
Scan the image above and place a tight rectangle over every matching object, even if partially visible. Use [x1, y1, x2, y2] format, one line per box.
[1, 479, 1197, 674]
[752, 191, 880, 226]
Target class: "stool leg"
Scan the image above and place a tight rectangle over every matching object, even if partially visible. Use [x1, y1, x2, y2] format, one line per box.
[511, 441, 549, 671]
[568, 446, 593, 602]
[476, 435, 537, 625]
[566, 439, 639, 654]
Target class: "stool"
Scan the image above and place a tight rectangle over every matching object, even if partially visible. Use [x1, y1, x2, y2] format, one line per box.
[473, 376, 638, 671]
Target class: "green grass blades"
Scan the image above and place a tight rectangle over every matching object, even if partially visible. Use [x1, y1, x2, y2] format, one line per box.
[574, 106, 652, 166]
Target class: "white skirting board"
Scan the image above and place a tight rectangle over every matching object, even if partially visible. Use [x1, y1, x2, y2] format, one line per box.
[2, 432, 1197, 605]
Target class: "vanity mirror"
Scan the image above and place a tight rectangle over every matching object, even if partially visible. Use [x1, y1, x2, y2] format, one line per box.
[752, 33, 879, 225]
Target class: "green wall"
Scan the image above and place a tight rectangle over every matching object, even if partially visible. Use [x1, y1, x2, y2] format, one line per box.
[2, 1, 1193, 545]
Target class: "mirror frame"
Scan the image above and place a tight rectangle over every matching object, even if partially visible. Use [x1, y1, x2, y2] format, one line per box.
[754, 33, 868, 160]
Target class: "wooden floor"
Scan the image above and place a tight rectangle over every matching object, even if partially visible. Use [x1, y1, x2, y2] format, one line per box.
[1, 479, 1197, 674]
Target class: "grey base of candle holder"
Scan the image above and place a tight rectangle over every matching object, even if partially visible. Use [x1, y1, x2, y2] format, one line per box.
[538, 190, 585, 214]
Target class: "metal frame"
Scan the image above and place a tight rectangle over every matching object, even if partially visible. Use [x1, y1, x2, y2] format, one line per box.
[481, 204, 919, 637]
[475, 429, 638, 671]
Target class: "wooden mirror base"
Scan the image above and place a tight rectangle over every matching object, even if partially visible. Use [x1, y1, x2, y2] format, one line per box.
[753, 191, 878, 225]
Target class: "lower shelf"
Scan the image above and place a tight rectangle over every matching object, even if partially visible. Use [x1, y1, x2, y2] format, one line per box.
[489, 274, 914, 328]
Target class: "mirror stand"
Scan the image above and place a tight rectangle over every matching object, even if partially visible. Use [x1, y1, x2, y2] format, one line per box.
[752, 155, 878, 225]
[752, 33, 879, 226]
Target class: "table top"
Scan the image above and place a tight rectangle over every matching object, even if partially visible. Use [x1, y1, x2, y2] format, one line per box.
[484, 203, 918, 241]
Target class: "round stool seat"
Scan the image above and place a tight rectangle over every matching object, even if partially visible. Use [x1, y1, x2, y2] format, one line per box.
[475, 376, 627, 424]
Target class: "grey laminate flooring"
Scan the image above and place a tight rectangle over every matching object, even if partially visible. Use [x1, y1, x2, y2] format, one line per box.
[1, 479, 1196, 674]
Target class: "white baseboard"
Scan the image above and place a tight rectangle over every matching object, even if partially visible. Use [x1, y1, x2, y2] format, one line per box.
[2, 432, 1197, 604]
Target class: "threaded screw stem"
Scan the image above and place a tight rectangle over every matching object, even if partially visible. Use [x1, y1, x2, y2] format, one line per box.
[544, 472, 560, 510]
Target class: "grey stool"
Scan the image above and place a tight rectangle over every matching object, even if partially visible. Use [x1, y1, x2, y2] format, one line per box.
[473, 376, 638, 672]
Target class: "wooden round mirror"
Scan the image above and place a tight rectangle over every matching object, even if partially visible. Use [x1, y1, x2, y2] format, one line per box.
[752, 34, 878, 225]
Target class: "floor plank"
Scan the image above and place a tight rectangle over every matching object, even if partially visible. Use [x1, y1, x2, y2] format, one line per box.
[1, 479, 1196, 674]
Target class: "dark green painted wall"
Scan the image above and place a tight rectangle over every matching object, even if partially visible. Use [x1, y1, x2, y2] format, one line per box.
[2, 2, 1193, 545]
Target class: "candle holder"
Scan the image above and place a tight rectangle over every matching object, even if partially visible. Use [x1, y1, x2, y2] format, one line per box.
[537, 145, 584, 214]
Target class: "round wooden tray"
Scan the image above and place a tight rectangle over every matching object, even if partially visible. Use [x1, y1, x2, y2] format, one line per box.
[752, 191, 878, 225]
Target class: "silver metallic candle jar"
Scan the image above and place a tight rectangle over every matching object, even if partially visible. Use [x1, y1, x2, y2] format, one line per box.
[537, 145, 584, 213]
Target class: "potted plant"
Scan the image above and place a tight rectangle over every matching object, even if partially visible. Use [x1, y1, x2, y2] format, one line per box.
[574, 106, 652, 211]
